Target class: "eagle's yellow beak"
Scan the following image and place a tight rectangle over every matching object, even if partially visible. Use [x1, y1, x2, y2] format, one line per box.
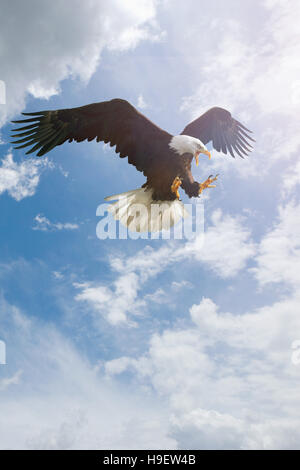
[195, 149, 211, 166]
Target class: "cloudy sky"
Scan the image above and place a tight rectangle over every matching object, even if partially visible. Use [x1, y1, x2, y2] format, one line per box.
[1, 0, 300, 450]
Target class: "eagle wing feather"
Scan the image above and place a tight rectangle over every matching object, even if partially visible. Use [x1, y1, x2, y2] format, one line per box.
[11, 99, 172, 177]
[180, 106, 254, 159]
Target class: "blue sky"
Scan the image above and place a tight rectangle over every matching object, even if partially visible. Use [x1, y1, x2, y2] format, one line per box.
[1, 0, 300, 449]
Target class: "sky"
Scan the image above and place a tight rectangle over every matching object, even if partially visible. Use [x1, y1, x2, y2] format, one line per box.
[0, 0, 300, 450]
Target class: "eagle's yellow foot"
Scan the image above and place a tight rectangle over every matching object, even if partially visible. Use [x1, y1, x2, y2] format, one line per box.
[171, 176, 182, 199]
[199, 174, 219, 194]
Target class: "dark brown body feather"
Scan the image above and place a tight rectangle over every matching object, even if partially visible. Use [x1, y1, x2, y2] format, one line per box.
[11, 99, 254, 201]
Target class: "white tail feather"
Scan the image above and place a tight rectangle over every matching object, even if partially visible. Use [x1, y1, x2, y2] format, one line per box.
[105, 188, 189, 232]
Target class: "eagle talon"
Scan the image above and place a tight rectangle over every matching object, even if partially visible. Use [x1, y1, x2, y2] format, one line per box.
[199, 174, 219, 195]
[171, 176, 182, 199]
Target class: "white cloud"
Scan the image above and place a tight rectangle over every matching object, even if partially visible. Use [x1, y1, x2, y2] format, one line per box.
[170, 0, 300, 181]
[0, 0, 163, 126]
[105, 356, 135, 376]
[2, 229, 300, 450]
[281, 160, 300, 198]
[251, 201, 300, 288]
[178, 0, 300, 118]
[106, 290, 300, 449]
[170, 408, 244, 450]
[0, 152, 49, 201]
[171, 280, 193, 290]
[144, 287, 168, 304]
[0, 370, 22, 392]
[109, 209, 255, 280]
[0, 297, 175, 450]
[75, 208, 255, 325]
[2, 0, 300, 451]
[103, 200, 300, 449]
[74, 271, 146, 326]
[137, 94, 148, 110]
[1, 171, 299, 450]
[52, 271, 64, 280]
[183, 209, 256, 278]
[32, 214, 79, 232]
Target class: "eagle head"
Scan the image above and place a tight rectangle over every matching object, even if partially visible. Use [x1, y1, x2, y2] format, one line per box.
[169, 135, 211, 166]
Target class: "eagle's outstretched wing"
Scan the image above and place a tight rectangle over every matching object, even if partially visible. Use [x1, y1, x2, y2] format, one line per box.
[180, 106, 255, 158]
[11, 99, 172, 175]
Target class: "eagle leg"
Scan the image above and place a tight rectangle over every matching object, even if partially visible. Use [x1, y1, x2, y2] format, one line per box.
[171, 176, 182, 199]
[199, 174, 219, 195]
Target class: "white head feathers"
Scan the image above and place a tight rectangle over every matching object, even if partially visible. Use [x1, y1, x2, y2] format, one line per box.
[168, 135, 208, 156]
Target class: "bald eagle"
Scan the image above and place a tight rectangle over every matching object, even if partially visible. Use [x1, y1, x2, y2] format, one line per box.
[11, 99, 254, 232]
